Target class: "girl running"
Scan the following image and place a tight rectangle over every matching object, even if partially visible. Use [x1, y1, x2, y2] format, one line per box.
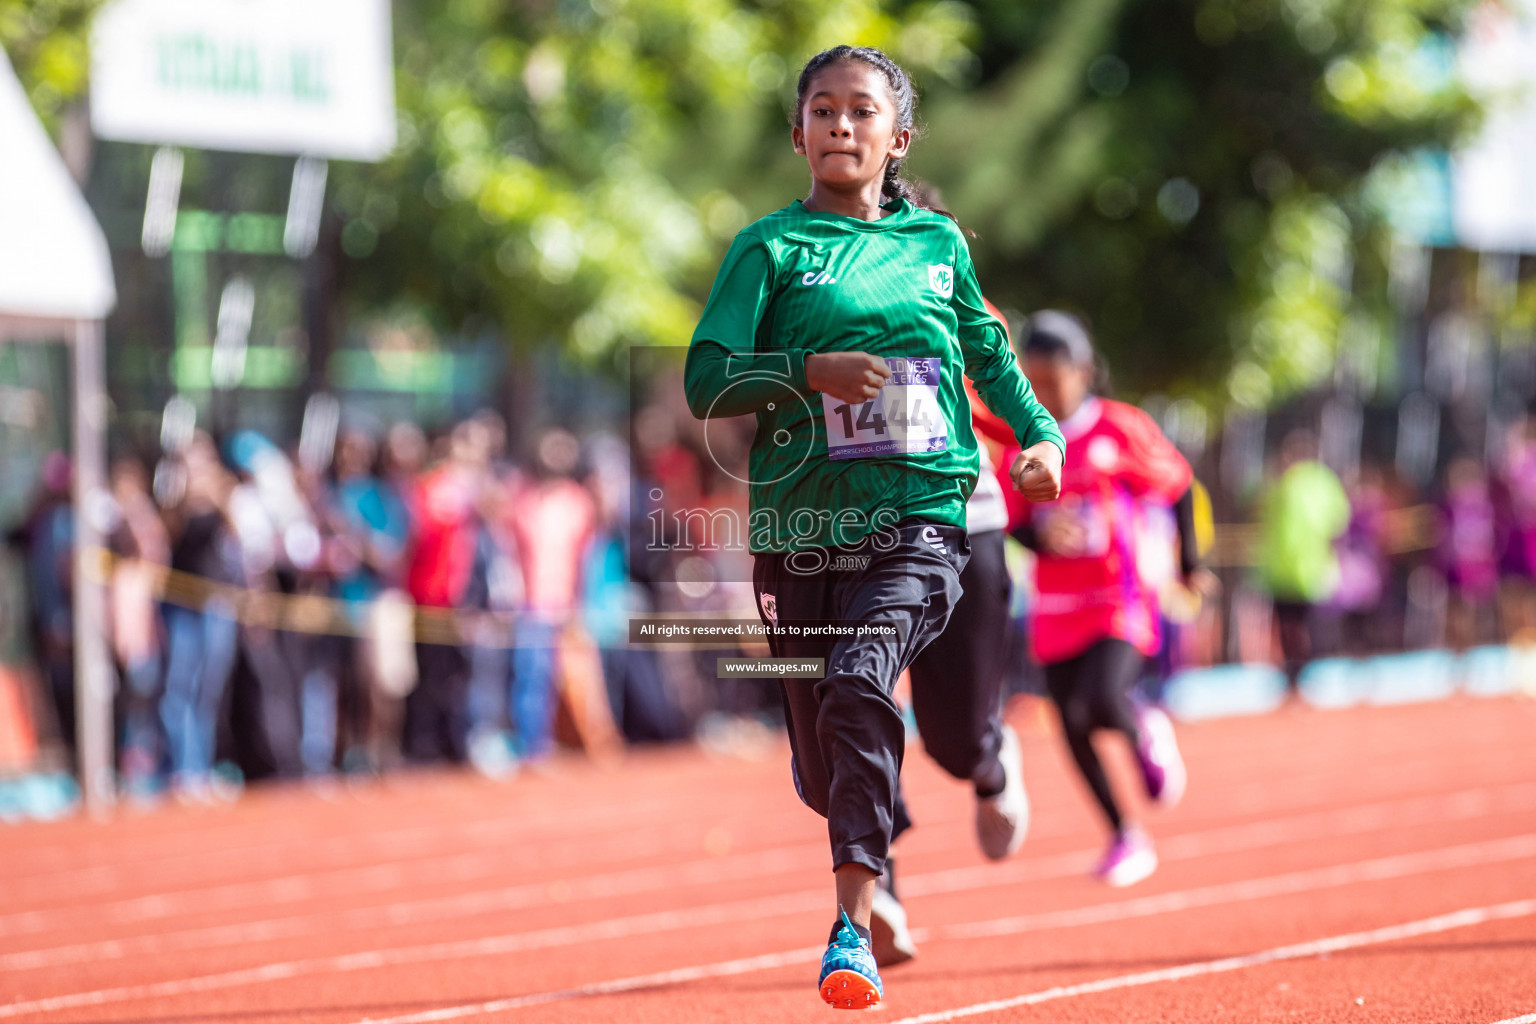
[685, 46, 1064, 1009]
[1012, 311, 1205, 887]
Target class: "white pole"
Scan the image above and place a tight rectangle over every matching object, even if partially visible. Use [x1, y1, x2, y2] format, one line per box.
[71, 317, 114, 815]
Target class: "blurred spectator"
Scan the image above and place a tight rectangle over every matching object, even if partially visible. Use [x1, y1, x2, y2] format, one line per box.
[1495, 416, 1536, 642]
[1440, 456, 1501, 648]
[462, 411, 521, 776]
[1333, 464, 1393, 656]
[222, 432, 316, 780]
[1257, 430, 1350, 693]
[362, 422, 430, 764]
[324, 428, 413, 772]
[10, 452, 74, 760]
[160, 433, 242, 801]
[106, 457, 170, 796]
[506, 427, 599, 759]
[402, 419, 486, 763]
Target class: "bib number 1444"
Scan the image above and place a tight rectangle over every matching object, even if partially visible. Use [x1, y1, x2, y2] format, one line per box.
[822, 357, 948, 460]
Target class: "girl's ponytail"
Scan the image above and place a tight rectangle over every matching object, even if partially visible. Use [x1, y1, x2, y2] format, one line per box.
[881, 159, 924, 208]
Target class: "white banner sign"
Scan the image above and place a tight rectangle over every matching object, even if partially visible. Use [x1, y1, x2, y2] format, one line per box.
[91, 0, 396, 161]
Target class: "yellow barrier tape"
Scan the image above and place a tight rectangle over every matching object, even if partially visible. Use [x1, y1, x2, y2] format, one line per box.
[80, 505, 1443, 638]
[83, 547, 509, 646]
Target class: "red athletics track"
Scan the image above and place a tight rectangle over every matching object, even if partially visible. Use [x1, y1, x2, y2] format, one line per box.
[2, 695, 1535, 1024]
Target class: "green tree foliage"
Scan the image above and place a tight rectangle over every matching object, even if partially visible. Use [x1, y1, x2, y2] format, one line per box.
[7, 0, 1477, 409]
[914, 0, 1477, 406]
[333, 0, 975, 361]
[0, 0, 98, 134]
[342, 0, 1476, 405]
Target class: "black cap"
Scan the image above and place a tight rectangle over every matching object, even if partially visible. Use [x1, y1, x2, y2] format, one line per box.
[1022, 310, 1094, 366]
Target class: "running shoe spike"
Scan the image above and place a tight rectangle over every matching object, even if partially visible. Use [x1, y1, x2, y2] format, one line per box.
[818, 909, 884, 1009]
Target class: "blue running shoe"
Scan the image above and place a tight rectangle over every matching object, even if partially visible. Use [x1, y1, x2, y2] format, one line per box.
[818, 909, 883, 1009]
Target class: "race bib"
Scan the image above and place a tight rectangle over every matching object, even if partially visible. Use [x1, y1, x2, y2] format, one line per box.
[822, 357, 948, 460]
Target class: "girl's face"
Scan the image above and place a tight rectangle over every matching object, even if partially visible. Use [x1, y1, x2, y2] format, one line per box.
[1024, 354, 1092, 422]
[792, 62, 910, 191]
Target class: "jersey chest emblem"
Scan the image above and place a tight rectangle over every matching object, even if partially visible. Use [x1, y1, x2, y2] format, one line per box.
[1087, 435, 1121, 472]
[927, 263, 954, 299]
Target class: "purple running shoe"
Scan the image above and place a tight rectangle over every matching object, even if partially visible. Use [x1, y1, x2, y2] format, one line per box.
[1134, 705, 1186, 807]
[1093, 826, 1157, 887]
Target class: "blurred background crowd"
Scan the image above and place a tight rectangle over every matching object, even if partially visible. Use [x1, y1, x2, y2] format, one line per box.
[2, 0, 1535, 815]
[10, 343, 1536, 809]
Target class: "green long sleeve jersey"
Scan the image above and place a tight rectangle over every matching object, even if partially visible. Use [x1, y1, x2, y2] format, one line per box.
[684, 197, 1064, 553]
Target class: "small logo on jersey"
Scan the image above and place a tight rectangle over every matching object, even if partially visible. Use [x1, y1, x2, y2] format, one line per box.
[800, 270, 837, 286]
[1087, 435, 1121, 472]
[760, 592, 779, 626]
[928, 264, 954, 299]
[921, 525, 949, 555]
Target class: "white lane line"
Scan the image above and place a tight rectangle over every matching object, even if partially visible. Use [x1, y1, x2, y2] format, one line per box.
[0, 794, 858, 939]
[7, 779, 1536, 974]
[0, 795, 765, 932]
[6, 830, 1533, 1020]
[0, 841, 826, 970]
[0, 775, 863, 911]
[886, 899, 1536, 1024]
[349, 947, 827, 1024]
[349, 835, 1536, 1024]
[2, 728, 1514, 934]
[9, 704, 1515, 895]
[0, 888, 826, 1019]
[8, 778, 1532, 973]
[344, 893, 1536, 1024]
[937, 832, 1536, 940]
[901, 780, 1536, 900]
[2, 728, 1494, 904]
[0, 791, 685, 894]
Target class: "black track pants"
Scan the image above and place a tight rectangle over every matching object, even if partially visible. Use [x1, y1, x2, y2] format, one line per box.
[753, 519, 968, 875]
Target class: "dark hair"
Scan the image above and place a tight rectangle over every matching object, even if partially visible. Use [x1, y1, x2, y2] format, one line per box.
[794, 46, 944, 216]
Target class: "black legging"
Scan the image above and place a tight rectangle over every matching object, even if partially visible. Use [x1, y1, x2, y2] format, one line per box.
[1042, 638, 1145, 833]
[906, 529, 1011, 786]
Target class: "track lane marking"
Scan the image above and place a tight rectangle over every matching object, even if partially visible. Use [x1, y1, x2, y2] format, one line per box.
[10, 775, 1536, 972]
[883, 899, 1536, 1024]
[0, 794, 777, 919]
[0, 796, 888, 938]
[935, 832, 1536, 940]
[6, 781, 1536, 973]
[5, 830, 1534, 1019]
[0, 790, 689, 888]
[341, 894, 1536, 1024]
[901, 780, 1536, 900]
[3, 716, 1513, 899]
[349, 947, 828, 1024]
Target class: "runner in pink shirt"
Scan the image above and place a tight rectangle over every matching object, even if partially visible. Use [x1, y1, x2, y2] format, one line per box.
[1012, 311, 1208, 887]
